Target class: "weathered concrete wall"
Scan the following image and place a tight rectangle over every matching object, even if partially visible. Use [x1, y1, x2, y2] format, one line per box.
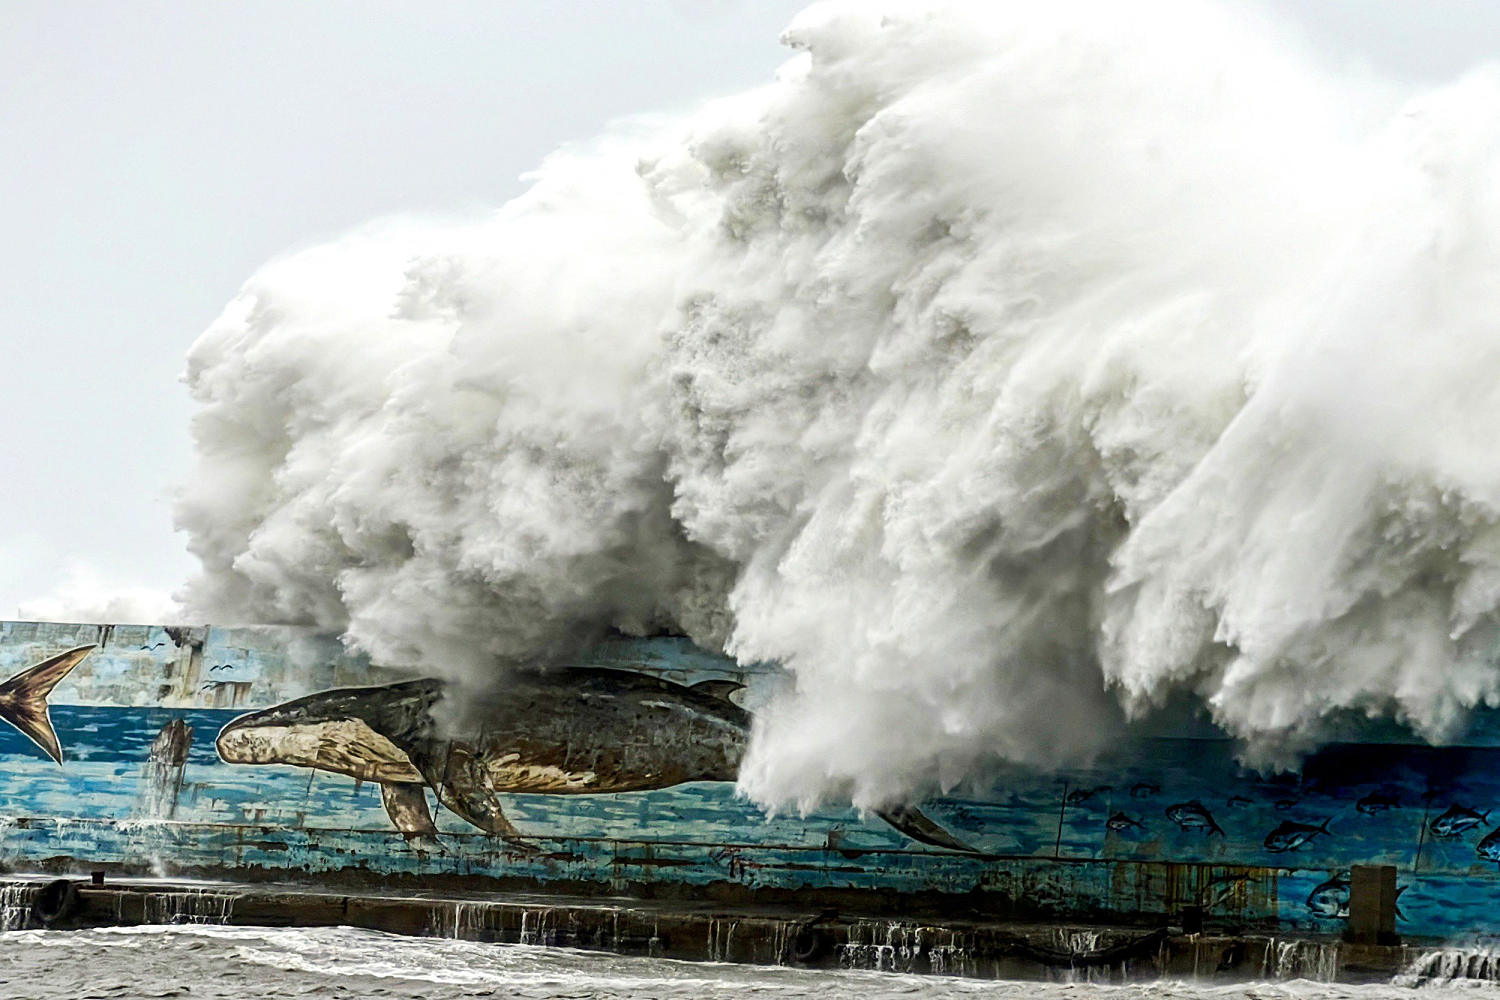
[0, 620, 1497, 940]
[0, 877, 1411, 983]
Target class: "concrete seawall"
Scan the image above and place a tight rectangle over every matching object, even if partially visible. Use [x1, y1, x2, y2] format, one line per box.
[0, 875, 1419, 984]
[0, 622, 1493, 958]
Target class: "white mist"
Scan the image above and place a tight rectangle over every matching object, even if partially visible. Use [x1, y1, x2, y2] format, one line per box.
[178, 0, 1500, 813]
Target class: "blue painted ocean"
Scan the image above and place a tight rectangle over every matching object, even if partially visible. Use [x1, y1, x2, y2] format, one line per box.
[4, 703, 1500, 995]
[11, 703, 1500, 939]
[13, 703, 1500, 939]
[5, 702, 902, 840]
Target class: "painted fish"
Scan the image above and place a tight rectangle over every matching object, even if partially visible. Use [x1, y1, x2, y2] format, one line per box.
[1477, 827, 1500, 865]
[1165, 800, 1224, 837]
[1065, 785, 1111, 807]
[1273, 798, 1300, 811]
[0, 645, 96, 764]
[1306, 874, 1408, 920]
[217, 670, 982, 854]
[1306, 874, 1350, 918]
[1130, 782, 1160, 799]
[1356, 790, 1401, 815]
[1226, 796, 1253, 809]
[1199, 873, 1251, 911]
[1105, 811, 1144, 833]
[1430, 804, 1491, 839]
[1264, 819, 1332, 853]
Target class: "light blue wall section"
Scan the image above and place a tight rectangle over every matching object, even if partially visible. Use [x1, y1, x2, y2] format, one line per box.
[0, 621, 1496, 939]
[0, 621, 391, 709]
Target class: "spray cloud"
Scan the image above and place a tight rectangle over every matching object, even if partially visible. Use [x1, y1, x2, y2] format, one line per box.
[178, 0, 1500, 812]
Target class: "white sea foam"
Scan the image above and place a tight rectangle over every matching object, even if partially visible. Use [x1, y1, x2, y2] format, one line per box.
[178, 0, 1500, 813]
[0, 925, 1488, 998]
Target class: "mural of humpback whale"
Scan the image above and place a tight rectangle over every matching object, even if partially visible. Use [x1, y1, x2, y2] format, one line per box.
[215, 668, 981, 854]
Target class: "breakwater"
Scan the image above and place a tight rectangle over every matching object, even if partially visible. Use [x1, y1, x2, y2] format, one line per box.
[4, 620, 1500, 943]
[0, 875, 1422, 984]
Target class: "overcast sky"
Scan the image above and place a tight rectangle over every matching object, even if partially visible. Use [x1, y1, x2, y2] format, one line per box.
[1, 1, 1497, 621]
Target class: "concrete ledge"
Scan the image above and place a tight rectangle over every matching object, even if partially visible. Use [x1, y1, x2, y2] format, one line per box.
[0, 875, 1417, 984]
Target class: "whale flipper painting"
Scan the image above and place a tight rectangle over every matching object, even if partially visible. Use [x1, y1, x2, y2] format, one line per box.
[378, 781, 440, 841]
[0, 644, 96, 764]
[425, 745, 532, 846]
[216, 667, 979, 853]
[875, 804, 982, 854]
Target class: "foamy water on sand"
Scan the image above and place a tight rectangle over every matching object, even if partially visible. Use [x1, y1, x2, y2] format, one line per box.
[0, 925, 1492, 1000]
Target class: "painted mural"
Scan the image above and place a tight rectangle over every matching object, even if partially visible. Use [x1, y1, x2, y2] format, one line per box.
[214, 669, 975, 853]
[2, 619, 1500, 940]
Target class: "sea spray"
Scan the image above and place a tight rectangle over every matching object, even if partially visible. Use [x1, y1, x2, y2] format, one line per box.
[178, 0, 1500, 814]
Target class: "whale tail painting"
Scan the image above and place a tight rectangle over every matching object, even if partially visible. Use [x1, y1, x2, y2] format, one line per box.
[216, 667, 982, 855]
[0, 644, 96, 764]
